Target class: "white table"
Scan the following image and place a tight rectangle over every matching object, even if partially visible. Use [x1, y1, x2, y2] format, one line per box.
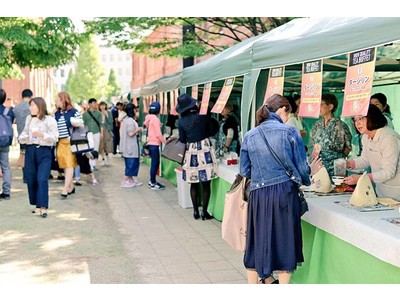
[303, 193, 400, 268]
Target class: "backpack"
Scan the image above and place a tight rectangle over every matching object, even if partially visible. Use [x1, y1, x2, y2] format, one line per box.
[0, 107, 13, 147]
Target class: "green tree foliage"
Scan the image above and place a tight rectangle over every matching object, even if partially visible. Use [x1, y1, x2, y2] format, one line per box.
[0, 17, 82, 78]
[105, 68, 121, 101]
[83, 17, 294, 58]
[65, 37, 106, 102]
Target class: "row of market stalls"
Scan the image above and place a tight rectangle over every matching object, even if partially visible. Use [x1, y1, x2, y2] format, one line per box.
[131, 17, 400, 137]
[130, 17, 400, 283]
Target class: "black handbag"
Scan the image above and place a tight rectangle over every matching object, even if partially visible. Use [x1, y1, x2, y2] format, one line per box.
[161, 138, 186, 164]
[69, 126, 89, 145]
[257, 127, 309, 216]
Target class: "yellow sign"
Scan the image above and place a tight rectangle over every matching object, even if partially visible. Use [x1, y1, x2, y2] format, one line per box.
[199, 82, 212, 115]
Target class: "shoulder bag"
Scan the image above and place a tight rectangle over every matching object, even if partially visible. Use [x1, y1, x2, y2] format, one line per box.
[69, 126, 94, 154]
[257, 127, 309, 216]
[221, 174, 251, 252]
[161, 138, 186, 164]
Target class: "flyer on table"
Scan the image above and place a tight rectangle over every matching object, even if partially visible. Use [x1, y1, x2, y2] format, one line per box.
[211, 77, 235, 113]
[264, 66, 285, 102]
[342, 47, 376, 117]
[199, 82, 212, 115]
[298, 59, 323, 118]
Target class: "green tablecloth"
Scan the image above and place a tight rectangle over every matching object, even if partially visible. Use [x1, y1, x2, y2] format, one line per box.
[160, 158, 400, 283]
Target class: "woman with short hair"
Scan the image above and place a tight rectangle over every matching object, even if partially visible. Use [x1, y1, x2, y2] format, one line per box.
[344, 104, 400, 201]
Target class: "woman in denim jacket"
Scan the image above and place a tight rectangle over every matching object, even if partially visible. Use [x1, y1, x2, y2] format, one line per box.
[240, 94, 320, 284]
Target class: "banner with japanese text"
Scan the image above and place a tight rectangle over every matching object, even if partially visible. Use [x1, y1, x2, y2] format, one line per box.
[169, 90, 178, 115]
[160, 92, 167, 115]
[192, 85, 198, 100]
[264, 66, 285, 103]
[211, 77, 235, 113]
[299, 60, 323, 118]
[199, 82, 212, 115]
[342, 47, 376, 117]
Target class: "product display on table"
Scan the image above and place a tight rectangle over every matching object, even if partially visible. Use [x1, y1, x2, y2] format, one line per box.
[349, 172, 378, 207]
[309, 166, 333, 193]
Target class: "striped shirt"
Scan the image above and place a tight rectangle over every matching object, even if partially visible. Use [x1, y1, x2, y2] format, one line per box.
[57, 111, 82, 139]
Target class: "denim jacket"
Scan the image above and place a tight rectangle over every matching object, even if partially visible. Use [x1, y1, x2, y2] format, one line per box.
[240, 113, 311, 191]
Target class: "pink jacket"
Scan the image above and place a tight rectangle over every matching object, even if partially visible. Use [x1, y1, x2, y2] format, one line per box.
[144, 114, 166, 146]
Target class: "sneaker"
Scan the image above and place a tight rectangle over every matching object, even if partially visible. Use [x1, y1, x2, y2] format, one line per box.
[148, 181, 153, 187]
[150, 182, 165, 190]
[120, 180, 135, 188]
[132, 181, 143, 187]
[92, 179, 99, 186]
[0, 193, 10, 199]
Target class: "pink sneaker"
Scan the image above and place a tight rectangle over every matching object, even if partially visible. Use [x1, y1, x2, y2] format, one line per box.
[120, 180, 135, 188]
[132, 181, 143, 187]
[92, 179, 99, 186]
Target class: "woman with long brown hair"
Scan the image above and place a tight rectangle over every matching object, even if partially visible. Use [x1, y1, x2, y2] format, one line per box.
[54, 92, 82, 198]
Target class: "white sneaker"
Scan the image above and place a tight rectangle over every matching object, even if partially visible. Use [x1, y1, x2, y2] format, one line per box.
[132, 181, 143, 187]
[120, 180, 135, 188]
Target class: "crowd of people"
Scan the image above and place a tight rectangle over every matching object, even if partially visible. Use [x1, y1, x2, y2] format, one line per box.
[0, 87, 398, 284]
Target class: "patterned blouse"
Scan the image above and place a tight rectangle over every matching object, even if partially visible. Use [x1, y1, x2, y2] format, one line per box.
[309, 116, 352, 177]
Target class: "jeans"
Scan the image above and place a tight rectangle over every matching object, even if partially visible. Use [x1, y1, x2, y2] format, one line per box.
[148, 145, 160, 184]
[24, 145, 52, 208]
[0, 150, 11, 194]
[124, 157, 140, 177]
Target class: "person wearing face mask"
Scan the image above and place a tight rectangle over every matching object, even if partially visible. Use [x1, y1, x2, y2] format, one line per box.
[344, 104, 400, 201]
[18, 97, 59, 217]
[240, 94, 322, 284]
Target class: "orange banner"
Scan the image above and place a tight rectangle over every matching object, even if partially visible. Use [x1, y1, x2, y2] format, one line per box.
[299, 60, 323, 118]
[342, 47, 376, 117]
[211, 77, 235, 114]
[264, 66, 285, 102]
[169, 90, 178, 115]
[199, 82, 212, 115]
[192, 85, 198, 100]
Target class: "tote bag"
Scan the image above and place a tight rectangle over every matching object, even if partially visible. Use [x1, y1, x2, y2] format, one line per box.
[161, 139, 186, 164]
[221, 174, 250, 252]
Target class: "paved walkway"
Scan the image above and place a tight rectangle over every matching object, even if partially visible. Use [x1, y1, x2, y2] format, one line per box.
[0, 147, 246, 284]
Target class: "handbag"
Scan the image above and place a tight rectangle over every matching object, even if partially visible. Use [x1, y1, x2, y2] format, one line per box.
[221, 174, 251, 252]
[257, 127, 309, 216]
[69, 126, 94, 154]
[161, 139, 186, 164]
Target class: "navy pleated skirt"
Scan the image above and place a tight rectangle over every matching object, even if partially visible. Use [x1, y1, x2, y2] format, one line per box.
[243, 180, 304, 276]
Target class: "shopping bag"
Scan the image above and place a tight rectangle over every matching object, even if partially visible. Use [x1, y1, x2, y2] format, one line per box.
[221, 174, 250, 252]
[70, 130, 94, 154]
[161, 138, 186, 164]
[17, 151, 25, 168]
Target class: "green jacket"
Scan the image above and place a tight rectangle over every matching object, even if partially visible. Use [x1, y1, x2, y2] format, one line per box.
[83, 110, 102, 134]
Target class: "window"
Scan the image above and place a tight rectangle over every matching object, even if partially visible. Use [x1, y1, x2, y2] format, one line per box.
[60, 70, 65, 77]
[110, 54, 114, 62]
[118, 68, 123, 76]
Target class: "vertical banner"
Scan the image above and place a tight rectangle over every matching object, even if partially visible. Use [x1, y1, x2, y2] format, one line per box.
[298, 60, 323, 118]
[264, 66, 285, 102]
[160, 92, 167, 115]
[211, 77, 235, 113]
[192, 85, 198, 100]
[169, 90, 178, 115]
[142, 96, 149, 113]
[132, 97, 138, 107]
[199, 82, 212, 115]
[342, 47, 376, 117]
